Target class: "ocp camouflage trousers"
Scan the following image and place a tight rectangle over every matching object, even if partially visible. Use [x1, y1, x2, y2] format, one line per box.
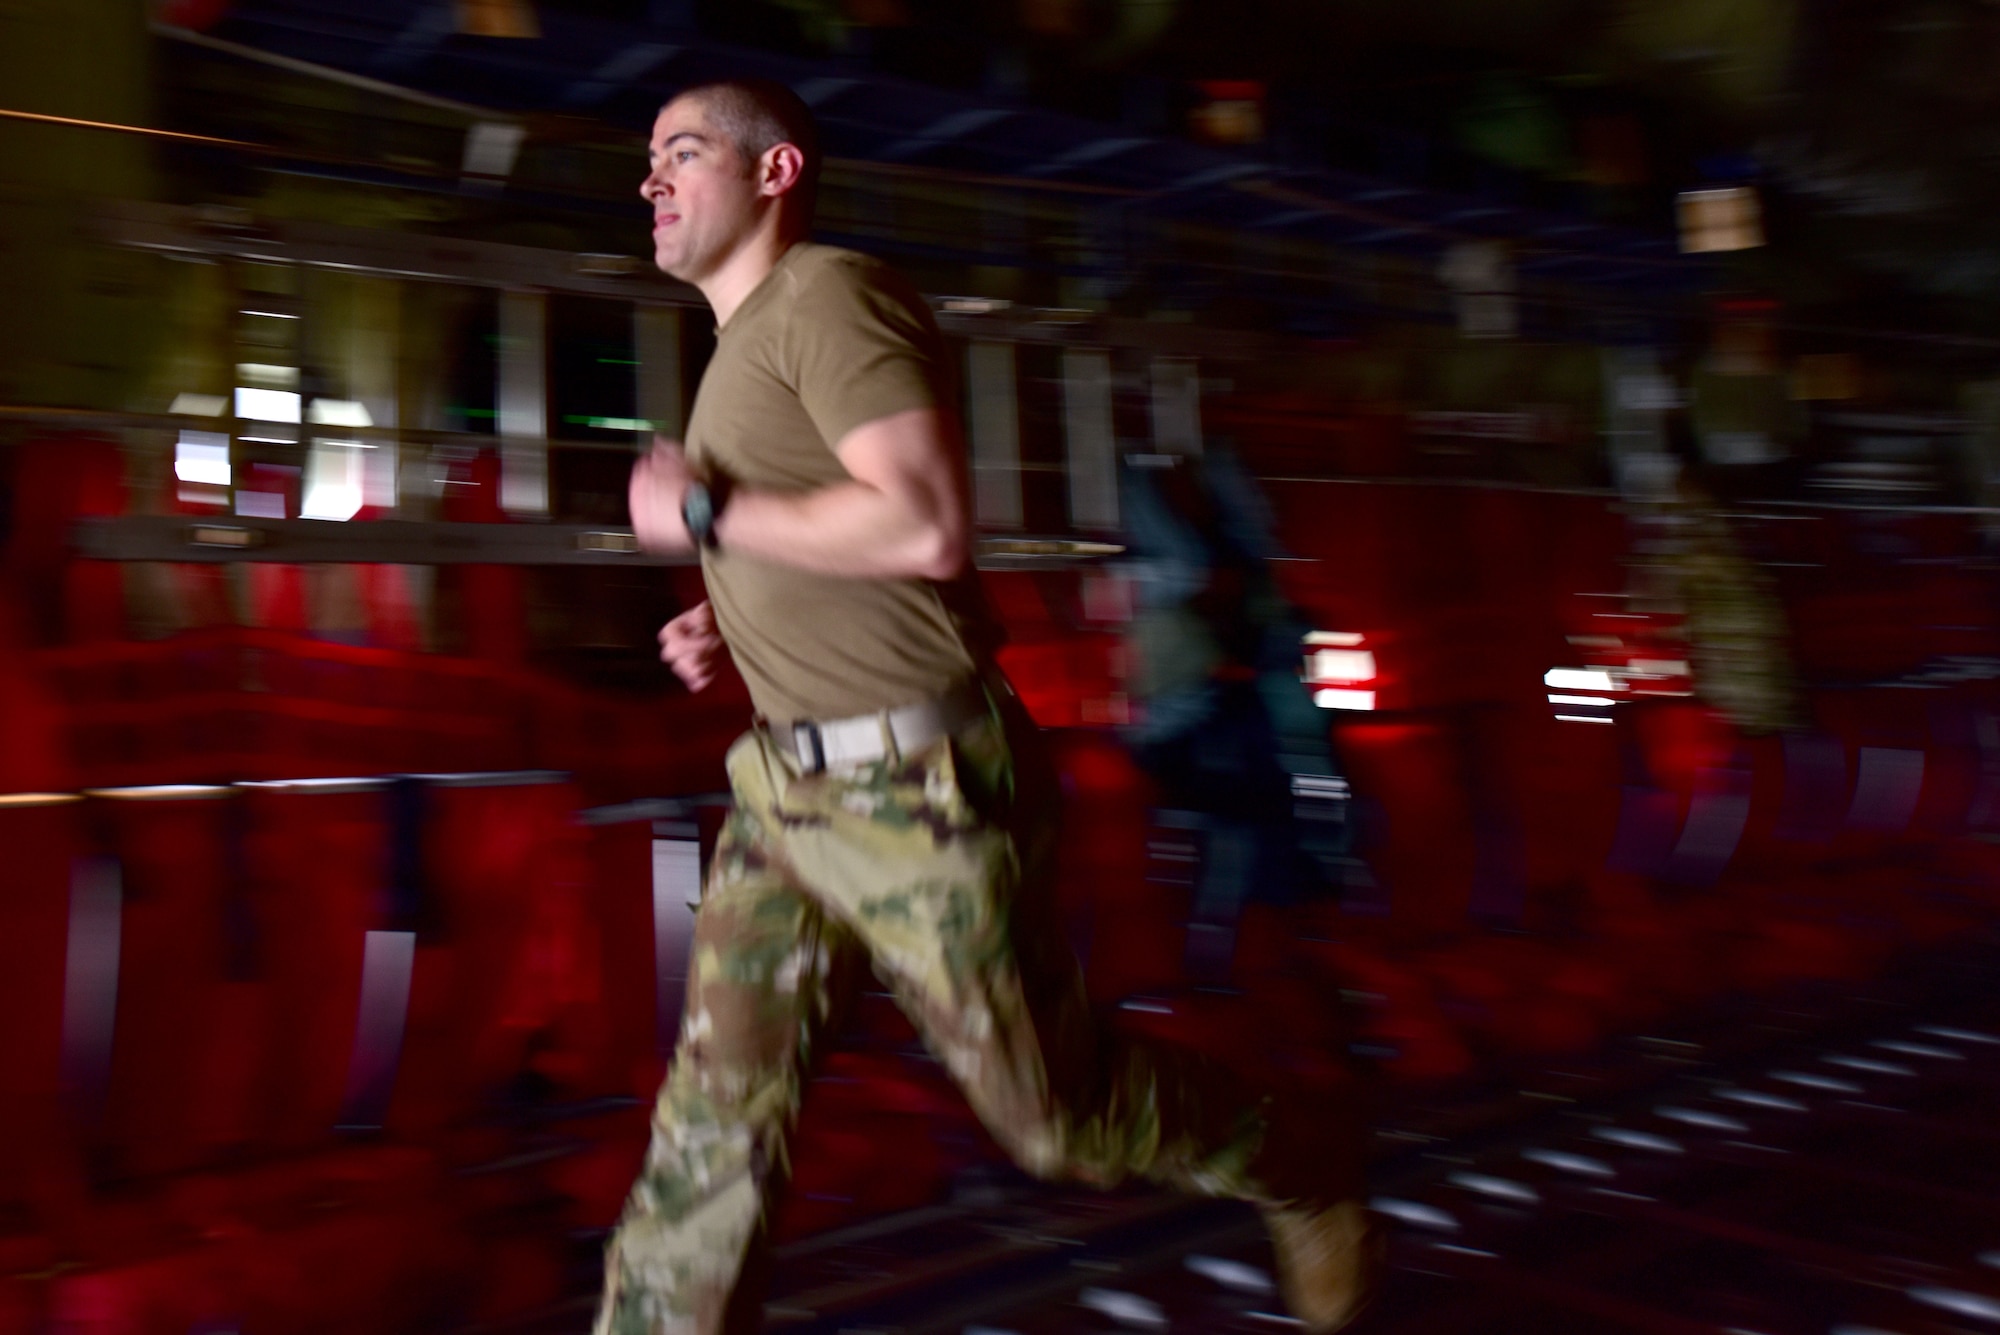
[595, 696, 1307, 1335]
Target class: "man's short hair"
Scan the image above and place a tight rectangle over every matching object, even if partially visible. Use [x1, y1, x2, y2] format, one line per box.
[670, 78, 821, 217]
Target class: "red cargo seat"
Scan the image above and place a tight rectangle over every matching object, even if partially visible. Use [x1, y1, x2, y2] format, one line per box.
[769, 1050, 983, 1243]
[573, 816, 674, 1103]
[545, 798, 712, 1231]
[2, 432, 126, 646]
[86, 788, 263, 1182]
[527, 680, 744, 806]
[39, 631, 533, 788]
[0, 800, 88, 1228]
[235, 780, 398, 1155]
[1041, 732, 1183, 1004]
[1332, 713, 1479, 937]
[390, 775, 599, 1141]
[43, 1181, 463, 1335]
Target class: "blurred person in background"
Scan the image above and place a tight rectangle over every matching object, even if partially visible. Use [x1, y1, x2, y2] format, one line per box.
[1628, 412, 1802, 736]
[1120, 445, 1358, 983]
[606, 78, 1377, 1335]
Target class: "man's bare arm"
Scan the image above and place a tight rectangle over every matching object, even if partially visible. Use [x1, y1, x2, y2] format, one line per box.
[710, 405, 972, 580]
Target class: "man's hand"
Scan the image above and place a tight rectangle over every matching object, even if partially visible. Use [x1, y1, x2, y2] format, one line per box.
[659, 600, 726, 691]
[628, 436, 695, 552]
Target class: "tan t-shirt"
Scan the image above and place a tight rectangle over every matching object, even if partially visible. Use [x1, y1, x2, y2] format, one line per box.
[683, 242, 994, 723]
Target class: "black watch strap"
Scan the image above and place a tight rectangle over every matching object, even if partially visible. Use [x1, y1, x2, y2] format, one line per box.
[683, 476, 731, 550]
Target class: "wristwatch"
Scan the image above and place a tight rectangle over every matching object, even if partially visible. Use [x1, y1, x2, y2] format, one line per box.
[682, 477, 728, 550]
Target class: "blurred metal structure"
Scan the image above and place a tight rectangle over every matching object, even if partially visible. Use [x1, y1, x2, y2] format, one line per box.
[80, 201, 1291, 547]
[151, 4, 1709, 339]
[496, 288, 550, 516]
[71, 512, 1123, 569]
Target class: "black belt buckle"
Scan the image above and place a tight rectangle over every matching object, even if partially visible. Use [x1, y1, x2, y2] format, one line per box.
[793, 721, 827, 775]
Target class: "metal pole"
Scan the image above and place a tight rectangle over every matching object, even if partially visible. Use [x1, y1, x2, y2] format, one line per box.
[967, 340, 1023, 529]
[497, 289, 549, 516]
[634, 303, 683, 443]
[1062, 347, 1118, 531]
[1150, 356, 1202, 456]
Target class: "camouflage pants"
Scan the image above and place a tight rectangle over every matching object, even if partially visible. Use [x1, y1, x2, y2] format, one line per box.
[595, 694, 1306, 1335]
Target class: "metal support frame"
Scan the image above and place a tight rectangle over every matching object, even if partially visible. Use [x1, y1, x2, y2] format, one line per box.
[1061, 347, 1118, 531]
[633, 303, 683, 442]
[497, 288, 549, 517]
[879, 107, 1015, 163]
[96, 204, 1283, 361]
[74, 516, 683, 565]
[1602, 345, 1673, 503]
[649, 827, 700, 1056]
[967, 341, 1024, 529]
[1150, 356, 1203, 456]
[71, 515, 1122, 569]
[561, 41, 680, 109]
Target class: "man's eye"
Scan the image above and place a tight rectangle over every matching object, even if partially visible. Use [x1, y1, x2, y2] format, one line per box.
[677, 150, 696, 162]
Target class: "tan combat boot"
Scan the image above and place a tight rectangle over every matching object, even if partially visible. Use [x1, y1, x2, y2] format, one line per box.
[1260, 1197, 1382, 1333]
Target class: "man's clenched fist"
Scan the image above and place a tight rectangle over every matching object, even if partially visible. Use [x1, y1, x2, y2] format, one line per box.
[659, 599, 725, 692]
[628, 436, 695, 552]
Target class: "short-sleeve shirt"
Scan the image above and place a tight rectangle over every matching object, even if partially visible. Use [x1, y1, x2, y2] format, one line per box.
[682, 243, 995, 723]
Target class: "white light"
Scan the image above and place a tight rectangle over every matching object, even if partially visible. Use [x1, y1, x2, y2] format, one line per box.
[241, 309, 299, 320]
[1590, 1127, 1683, 1154]
[1447, 1171, 1541, 1205]
[169, 392, 228, 417]
[300, 442, 363, 521]
[1629, 659, 1690, 676]
[1308, 649, 1377, 683]
[1314, 689, 1376, 712]
[306, 398, 375, 428]
[236, 387, 302, 423]
[1291, 774, 1349, 799]
[1616, 373, 1679, 413]
[173, 430, 231, 486]
[1369, 1197, 1459, 1232]
[1911, 1286, 2000, 1325]
[1548, 694, 1617, 708]
[1556, 715, 1615, 725]
[1522, 1149, 1616, 1179]
[85, 784, 233, 800]
[1304, 631, 1365, 647]
[1678, 186, 1763, 254]
[1545, 668, 1616, 692]
[236, 363, 301, 388]
[462, 121, 525, 179]
[1183, 1254, 1273, 1296]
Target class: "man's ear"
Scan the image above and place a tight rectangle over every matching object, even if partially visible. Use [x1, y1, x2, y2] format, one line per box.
[759, 142, 807, 199]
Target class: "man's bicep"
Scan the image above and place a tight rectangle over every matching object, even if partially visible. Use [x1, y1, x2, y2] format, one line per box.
[832, 407, 969, 504]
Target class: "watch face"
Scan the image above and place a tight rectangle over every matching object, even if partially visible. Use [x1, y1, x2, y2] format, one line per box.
[683, 482, 714, 545]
